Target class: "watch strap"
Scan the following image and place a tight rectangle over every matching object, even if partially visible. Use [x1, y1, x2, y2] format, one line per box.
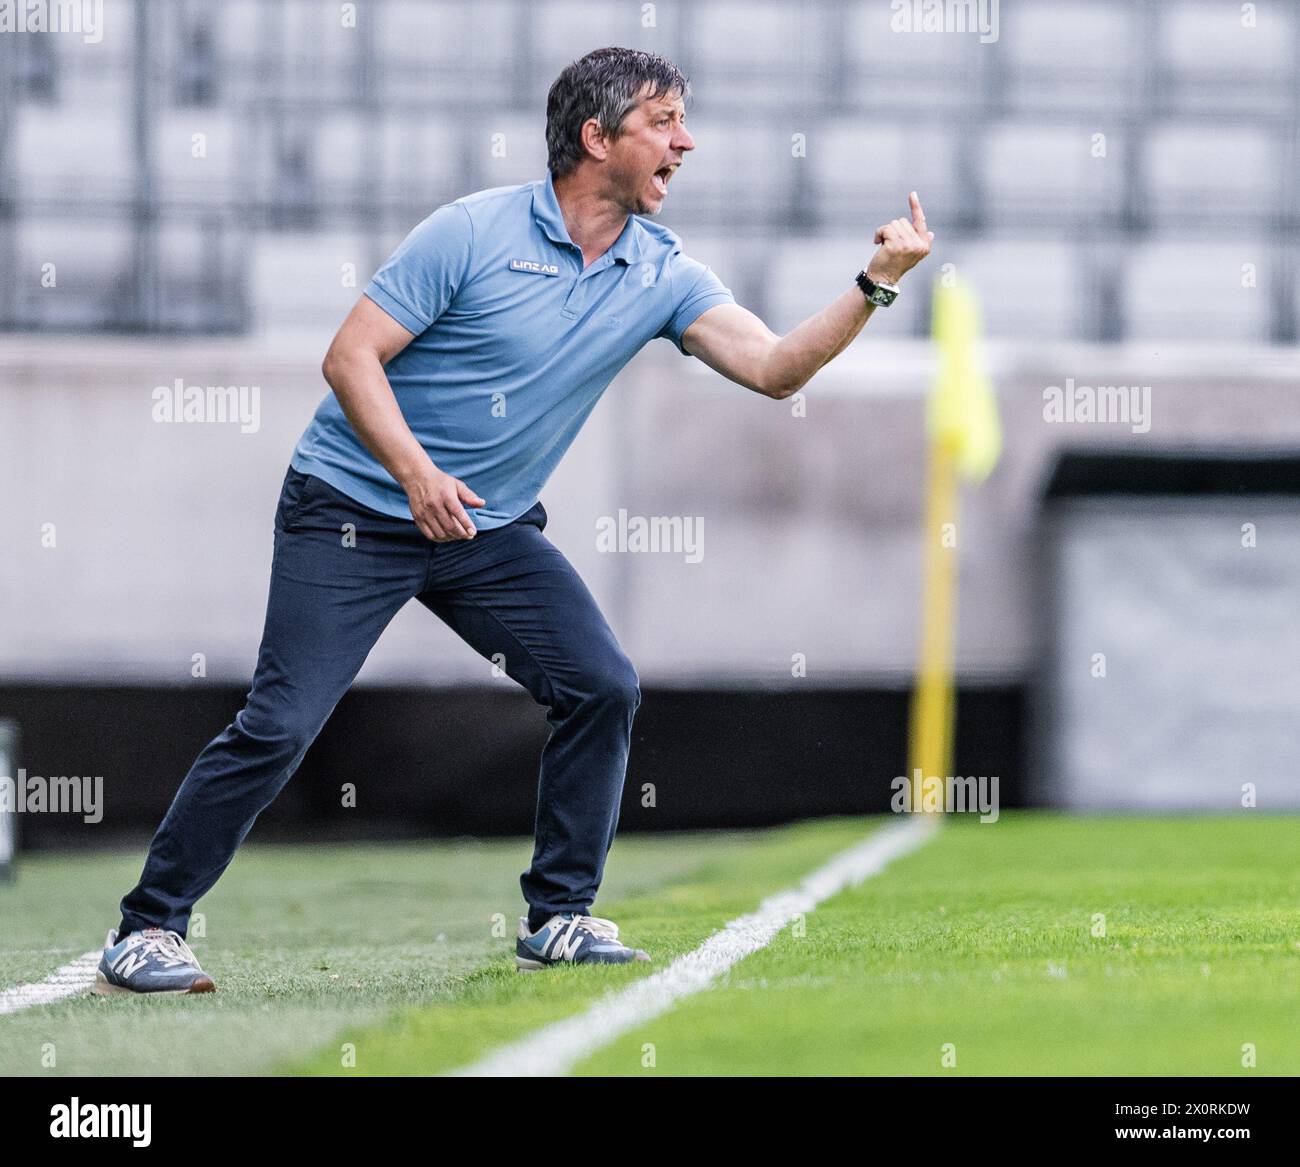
[856, 269, 900, 307]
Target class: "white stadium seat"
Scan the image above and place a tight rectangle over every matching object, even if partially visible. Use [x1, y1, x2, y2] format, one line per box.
[1125, 239, 1272, 342]
[983, 122, 1128, 226]
[1147, 123, 1276, 224]
[941, 237, 1079, 341]
[810, 121, 958, 228]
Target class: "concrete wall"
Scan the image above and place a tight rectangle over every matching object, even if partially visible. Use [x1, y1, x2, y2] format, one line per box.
[4, 333, 1299, 686]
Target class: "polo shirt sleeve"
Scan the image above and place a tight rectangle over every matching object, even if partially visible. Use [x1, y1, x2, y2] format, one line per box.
[656, 252, 736, 356]
[364, 201, 474, 336]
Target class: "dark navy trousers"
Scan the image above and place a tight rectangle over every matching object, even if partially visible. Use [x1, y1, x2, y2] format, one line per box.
[118, 467, 641, 938]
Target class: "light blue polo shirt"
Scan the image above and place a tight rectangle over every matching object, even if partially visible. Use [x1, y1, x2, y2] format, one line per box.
[291, 170, 735, 528]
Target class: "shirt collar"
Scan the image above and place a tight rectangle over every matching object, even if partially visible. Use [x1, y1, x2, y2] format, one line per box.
[533, 169, 643, 266]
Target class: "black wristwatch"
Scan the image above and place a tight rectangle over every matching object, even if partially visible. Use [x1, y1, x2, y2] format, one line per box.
[856, 269, 901, 307]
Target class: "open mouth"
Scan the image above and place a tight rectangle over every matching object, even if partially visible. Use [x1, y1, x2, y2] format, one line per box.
[651, 164, 677, 196]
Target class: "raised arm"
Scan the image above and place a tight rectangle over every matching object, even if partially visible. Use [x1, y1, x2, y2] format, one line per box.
[682, 192, 934, 399]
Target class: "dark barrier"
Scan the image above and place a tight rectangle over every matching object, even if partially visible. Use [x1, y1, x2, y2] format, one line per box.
[0, 684, 1023, 849]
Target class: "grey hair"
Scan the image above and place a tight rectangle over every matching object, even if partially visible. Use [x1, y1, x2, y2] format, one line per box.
[546, 47, 690, 179]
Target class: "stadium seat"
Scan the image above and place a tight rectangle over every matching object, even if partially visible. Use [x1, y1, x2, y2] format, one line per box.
[1147, 123, 1277, 227]
[155, 112, 241, 210]
[765, 235, 924, 339]
[376, 116, 465, 212]
[1159, 0, 1294, 114]
[692, 1, 816, 104]
[12, 106, 133, 203]
[940, 237, 1079, 341]
[1003, 2, 1138, 113]
[534, 0, 656, 65]
[471, 111, 551, 189]
[842, 1, 981, 111]
[1125, 239, 1272, 342]
[312, 111, 371, 207]
[983, 122, 1128, 228]
[14, 221, 133, 330]
[251, 232, 373, 335]
[378, 0, 514, 104]
[664, 118, 796, 226]
[810, 121, 958, 231]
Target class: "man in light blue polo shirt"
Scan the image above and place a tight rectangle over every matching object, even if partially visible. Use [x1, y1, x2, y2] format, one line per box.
[292, 163, 734, 529]
[102, 47, 934, 990]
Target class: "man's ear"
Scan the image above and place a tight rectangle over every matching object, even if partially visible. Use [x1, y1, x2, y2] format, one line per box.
[580, 116, 610, 163]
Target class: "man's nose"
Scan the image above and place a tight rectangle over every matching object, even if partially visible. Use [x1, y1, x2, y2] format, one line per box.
[673, 124, 695, 152]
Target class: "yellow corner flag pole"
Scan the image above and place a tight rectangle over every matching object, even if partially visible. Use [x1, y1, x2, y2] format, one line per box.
[907, 277, 1000, 814]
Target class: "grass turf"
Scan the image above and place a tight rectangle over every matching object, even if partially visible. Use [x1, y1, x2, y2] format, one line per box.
[1, 813, 1296, 1076]
[0, 833, 707, 1075]
[573, 813, 1300, 1076]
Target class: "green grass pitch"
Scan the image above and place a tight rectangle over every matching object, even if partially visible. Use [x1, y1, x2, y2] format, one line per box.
[1, 813, 1296, 1076]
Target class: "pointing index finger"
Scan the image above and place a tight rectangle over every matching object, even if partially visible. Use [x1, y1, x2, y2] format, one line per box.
[909, 190, 927, 233]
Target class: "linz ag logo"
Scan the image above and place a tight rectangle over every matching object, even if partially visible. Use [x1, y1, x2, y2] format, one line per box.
[509, 258, 559, 276]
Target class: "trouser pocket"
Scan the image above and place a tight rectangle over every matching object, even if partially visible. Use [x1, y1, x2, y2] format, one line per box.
[275, 467, 313, 532]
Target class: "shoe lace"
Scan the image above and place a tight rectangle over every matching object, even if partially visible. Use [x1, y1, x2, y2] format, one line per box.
[561, 914, 620, 943]
[135, 929, 199, 970]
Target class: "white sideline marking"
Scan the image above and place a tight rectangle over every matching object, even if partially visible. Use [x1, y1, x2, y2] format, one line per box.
[0, 951, 100, 1016]
[453, 815, 939, 1077]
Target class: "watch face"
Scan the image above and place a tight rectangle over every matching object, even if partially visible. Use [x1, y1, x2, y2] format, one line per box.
[856, 271, 898, 306]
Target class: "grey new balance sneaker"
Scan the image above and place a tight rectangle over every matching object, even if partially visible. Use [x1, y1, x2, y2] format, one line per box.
[94, 928, 216, 995]
[516, 913, 651, 971]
